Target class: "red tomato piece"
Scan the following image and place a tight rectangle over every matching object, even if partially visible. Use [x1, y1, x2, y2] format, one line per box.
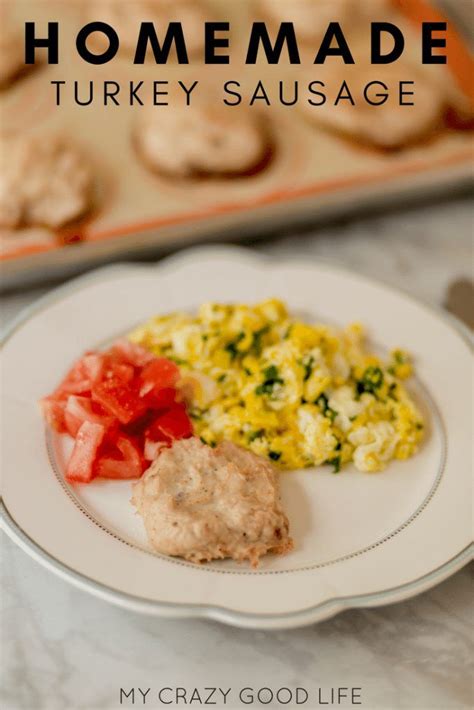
[66, 421, 105, 484]
[142, 386, 177, 411]
[144, 438, 166, 461]
[92, 377, 147, 424]
[95, 435, 144, 479]
[118, 435, 145, 472]
[81, 353, 105, 385]
[120, 409, 155, 439]
[39, 396, 67, 433]
[111, 339, 155, 368]
[56, 359, 91, 396]
[139, 358, 180, 396]
[106, 361, 135, 384]
[146, 404, 193, 445]
[64, 395, 116, 438]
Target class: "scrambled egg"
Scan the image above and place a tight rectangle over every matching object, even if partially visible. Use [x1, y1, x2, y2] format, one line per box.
[129, 299, 424, 473]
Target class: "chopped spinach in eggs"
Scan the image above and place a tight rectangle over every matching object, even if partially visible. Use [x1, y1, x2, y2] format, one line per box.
[129, 299, 424, 472]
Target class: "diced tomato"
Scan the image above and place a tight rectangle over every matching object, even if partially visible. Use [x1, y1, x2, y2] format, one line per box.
[66, 421, 105, 484]
[118, 435, 145, 471]
[142, 386, 177, 411]
[139, 358, 180, 396]
[144, 438, 166, 461]
[39, 396, 67, 433]
[120, 409, 154, 439]
[56, 359, 91, 396]
[146, 403, 193, 445]
[92, 377, 147, 425]
[55, 352, 106, 396]
[111, 339, 155, 368]
[64, 395, 115, 437]
[41, 339, 194, 486]
[106, 361, 135, 384]
[81, 353, 105, 384]
[95, 435, 144, 480]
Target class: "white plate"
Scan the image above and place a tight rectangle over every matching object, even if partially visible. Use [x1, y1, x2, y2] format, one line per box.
[1, 246, 472, 629]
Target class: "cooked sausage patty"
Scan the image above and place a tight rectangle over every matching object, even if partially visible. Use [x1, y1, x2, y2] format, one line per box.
[134, 103, 272, 179]
[132, 438, 293, 566]
[0, 134, 94, 229]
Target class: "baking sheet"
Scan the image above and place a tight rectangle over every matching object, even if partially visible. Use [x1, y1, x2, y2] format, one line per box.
[1, 0, 473, 289]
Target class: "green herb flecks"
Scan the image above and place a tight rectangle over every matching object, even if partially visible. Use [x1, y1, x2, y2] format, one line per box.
[394, 350, 408, 364]
[302, 355, 314, 382]
[388, 382, 398, 401]
[316, 393, 338, 422]
[255, 365, 284, 396]
[225, 332, 245, 360]
[252, 325, 270, 355]
[356, 366, 384, 397]
[167, 356, 188, 366]
[326, 456, 341, 473]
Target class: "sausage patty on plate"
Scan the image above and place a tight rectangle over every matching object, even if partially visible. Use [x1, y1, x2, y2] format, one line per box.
[132, 438, 293, 566]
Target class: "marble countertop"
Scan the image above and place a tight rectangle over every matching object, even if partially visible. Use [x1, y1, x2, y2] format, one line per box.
[1, 197, 473, 710]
